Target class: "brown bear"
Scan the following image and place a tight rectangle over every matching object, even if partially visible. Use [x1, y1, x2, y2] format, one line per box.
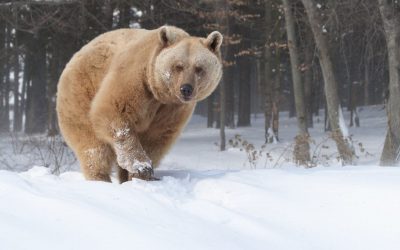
[56, 26, 223, 182]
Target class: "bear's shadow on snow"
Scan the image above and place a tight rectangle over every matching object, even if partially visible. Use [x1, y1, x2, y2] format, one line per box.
[154, 169, 239, 181]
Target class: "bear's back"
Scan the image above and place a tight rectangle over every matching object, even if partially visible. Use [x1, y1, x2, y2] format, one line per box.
[64, 28, 151, 85]
[58, 29, 154, 96]
[56, 28, 155, 123]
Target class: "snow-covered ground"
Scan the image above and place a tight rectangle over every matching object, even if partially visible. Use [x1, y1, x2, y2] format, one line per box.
[1, 105, 399, 250]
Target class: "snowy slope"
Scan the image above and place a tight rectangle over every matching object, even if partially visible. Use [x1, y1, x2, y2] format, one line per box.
[1, 105, 399, 250]
[1, 166, 400, 250]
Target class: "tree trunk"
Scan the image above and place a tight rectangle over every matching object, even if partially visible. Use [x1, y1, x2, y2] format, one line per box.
[304, 30, 314, 128]
[282, 0, 311, 165]
[262, 0, 275, 143]
[217, 0, 230, 151]
[47, 40, 61, 136]
[349, 82, 361, 128]
[102, 0, 114, 29]
[364, 42, 372, 106]
[117, 1, 131, 28]
[313, 66, 321, 116]
[21, 49, 31, 133]
[288, 80, 296, 118]
[13, 31, 22, 132]
[302, 0, 355, 164]
[0, 24, 11, 133]
[262, 50, 273, 142]
[378, 0, 400, 166]
[211, 0, 225, 132]
[0, 22, 3, 130]
[215, 92, 221, 129]
[225, 12, 236, 129]
[220, 78, 226, 150]
[237, 57, 251, 127]
[225, 62, 235, 128]
[272, 48, 281, 141]
[207, 94, 214, 128]
[25, 33, 48, 134]
[324, 98, 330, 131]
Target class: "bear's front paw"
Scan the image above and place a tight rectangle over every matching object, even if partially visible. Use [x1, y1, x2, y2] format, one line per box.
[123, 160, 158, 181]
[131, 168, 159, 181]
[132, 161, 154, 180]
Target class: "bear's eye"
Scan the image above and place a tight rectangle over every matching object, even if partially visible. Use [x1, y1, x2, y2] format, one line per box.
[195, 66, 204, 75]
[175, 64, 184, 72]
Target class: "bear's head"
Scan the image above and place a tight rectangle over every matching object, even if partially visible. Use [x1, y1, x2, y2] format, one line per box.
[149, 26, 223, 104]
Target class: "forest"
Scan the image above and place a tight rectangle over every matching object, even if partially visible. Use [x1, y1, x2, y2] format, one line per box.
[0, 0, 399, 167]
[2, 1, 400, 249]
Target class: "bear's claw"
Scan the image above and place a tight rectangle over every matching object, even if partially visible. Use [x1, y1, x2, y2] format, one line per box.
[126, 160, 156, 181]
[137, 166, 154, 180]
[130, 168, 159, 181]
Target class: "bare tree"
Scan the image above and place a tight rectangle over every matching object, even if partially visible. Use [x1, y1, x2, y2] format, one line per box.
[282, 0, 310, 165]
[237, 56, 251, 127]
[302, 28, 314, 128]
[215, 0, 229, 151]
[260, 0, 282, 143]
[262, 0, 274, 143]
[378, 0, 400, 166]
[301, 0, 355, 164]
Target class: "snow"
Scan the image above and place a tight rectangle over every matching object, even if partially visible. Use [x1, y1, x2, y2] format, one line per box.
[338, 105, 349, 137]
[267, 127, 278, 144]
[0, 105, 398, 250]
[1, 166, 400, 250]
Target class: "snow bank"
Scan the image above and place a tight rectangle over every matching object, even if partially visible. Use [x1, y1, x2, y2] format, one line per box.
[1, 166, 400, 250]
[0, 105, 395, 249]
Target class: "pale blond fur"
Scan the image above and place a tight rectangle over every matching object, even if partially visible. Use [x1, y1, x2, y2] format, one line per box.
[56, 26, 223, 182]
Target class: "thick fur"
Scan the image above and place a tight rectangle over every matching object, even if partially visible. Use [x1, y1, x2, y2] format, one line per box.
[56, 26, 223, 182]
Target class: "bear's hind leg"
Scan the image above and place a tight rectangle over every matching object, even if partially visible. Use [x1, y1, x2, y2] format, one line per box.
[117, 167, 129, 184]
[77, 143, 115, 182]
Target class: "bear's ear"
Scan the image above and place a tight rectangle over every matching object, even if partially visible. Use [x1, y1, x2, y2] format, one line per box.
[206, 31, 223, 53]
[159, 26, 170, 46]
[159, 26, 178, 47]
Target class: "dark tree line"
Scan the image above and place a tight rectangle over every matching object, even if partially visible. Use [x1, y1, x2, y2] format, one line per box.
[0, 0, 398, 165]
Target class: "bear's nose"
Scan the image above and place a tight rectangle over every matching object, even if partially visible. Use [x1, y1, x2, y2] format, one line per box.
[180, 84, 193, 99]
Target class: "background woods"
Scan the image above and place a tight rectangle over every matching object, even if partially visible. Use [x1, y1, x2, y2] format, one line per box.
[0, 0, 398, 165]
